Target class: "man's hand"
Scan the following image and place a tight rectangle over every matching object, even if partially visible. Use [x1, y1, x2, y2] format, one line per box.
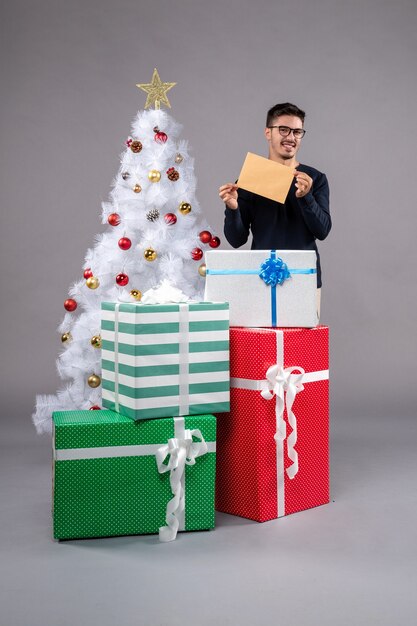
[294, 171, 313, 198]
[219, 184, 239, 210]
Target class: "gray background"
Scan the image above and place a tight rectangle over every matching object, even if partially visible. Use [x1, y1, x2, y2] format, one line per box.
[1, 1, 416, 625]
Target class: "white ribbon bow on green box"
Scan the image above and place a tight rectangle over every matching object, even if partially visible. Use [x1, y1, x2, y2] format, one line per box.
[156, 420, 209, 542]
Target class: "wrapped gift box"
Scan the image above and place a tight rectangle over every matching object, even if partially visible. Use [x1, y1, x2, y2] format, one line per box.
[215, 326, 329, 522]
[101, 301, 229, 420]
[53, 410, 216, 541]
[204, 250, 318, 328]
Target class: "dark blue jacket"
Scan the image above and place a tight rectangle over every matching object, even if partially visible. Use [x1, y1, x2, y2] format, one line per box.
[224, 164, 331, 287]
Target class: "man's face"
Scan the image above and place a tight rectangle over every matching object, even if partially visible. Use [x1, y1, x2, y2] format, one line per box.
[265, 114, 304, 162]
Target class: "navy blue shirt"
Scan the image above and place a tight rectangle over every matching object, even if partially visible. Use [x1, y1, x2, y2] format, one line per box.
[224, 164, 331, 287]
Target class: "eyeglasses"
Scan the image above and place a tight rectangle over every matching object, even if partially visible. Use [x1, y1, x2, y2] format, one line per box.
[268, 125, 306, 139]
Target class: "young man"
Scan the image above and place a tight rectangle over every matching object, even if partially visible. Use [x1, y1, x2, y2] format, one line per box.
[219, 103, 331, 315]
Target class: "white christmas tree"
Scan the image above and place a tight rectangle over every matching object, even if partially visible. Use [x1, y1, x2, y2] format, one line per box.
[33, 69, 221, 434]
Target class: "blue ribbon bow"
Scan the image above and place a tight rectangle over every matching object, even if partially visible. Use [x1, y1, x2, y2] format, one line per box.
[259, 256, 291, 287]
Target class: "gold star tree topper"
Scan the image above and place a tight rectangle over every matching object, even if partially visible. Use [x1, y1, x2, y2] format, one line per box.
[136, 69, 176, 110]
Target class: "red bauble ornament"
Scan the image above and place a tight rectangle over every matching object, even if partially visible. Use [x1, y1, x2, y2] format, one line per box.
[108, 213, 121, 226]
[191, 247, 203, 261]
[64, 298, 77, 312]
[164, 213, 177, 225]
[83, 268, 93, 279]
[209, 236, 221, 248]
[118, 237, 132, 250]
[199, 230, 212, 244]
[154, 127, 168, 144]
[116, 273, 129, 286]
[89, 405, 101, 411]
[155, 132, 168, 143]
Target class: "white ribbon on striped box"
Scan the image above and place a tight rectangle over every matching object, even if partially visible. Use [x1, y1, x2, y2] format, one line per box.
[112, 302, 193, 414]
[230, 329, 329, 517]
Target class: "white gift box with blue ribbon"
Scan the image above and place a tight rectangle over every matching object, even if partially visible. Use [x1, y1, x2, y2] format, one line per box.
[204, 250, 318, 328]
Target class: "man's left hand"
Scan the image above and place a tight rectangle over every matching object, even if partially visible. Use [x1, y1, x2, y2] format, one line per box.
[294, 171, 313, 198]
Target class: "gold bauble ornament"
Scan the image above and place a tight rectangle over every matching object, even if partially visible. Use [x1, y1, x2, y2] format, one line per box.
[148, 169, 161, 183]
[179, 201, 192, 215]
[90, 335, 102, 349]
[144, 247, 157, 262]
[130, 289, 142, 301]
[61, 332, 72, 343]
[134, 183, 142, 193]
[175, 153, 184, 164]
[86, 276, 100, 290]
[198, 263, 207, 277]
[87, 374, 101, 388]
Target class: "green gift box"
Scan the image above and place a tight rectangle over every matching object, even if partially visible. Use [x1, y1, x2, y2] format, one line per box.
[101, 301, 230, 421]
[52, 410, 216, 541]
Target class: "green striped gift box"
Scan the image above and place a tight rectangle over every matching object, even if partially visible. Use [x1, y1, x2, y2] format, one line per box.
[52, 410, 216, 540]
[101, 301, 230, 421]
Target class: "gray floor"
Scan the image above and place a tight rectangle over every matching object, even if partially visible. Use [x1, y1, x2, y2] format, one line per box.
[1, 410, 416, 626]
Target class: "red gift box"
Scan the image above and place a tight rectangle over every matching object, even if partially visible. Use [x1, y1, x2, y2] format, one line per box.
[216, 326, 329, 522]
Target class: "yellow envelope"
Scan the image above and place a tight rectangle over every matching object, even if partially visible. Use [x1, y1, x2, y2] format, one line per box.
[237, 152, 294, 203]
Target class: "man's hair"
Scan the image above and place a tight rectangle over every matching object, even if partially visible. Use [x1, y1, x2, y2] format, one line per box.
[266, 103, 306, 127]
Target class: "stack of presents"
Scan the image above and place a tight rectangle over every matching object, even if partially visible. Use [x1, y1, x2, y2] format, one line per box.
[52, 250, 329, 542]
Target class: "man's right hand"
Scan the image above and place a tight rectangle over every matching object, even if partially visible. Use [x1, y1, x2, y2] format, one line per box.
[219, 184, 239, 210]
